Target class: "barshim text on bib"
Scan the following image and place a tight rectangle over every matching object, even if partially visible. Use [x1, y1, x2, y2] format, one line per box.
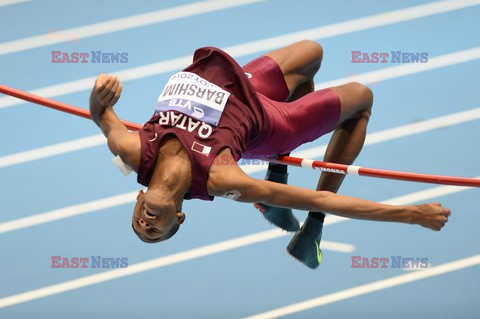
[156, 72, 230, 126]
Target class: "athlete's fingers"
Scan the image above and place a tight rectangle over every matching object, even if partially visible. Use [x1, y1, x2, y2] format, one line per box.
[102, 78, 119, 105]
[101, 76, 116, 99]
[95, 79, 110, 99]
[439, 207, 450, 218]
[110, 82, 122, 106]
[98, 76, 116, 99]
[438, 219, 446, 229]
[95, 73, 109, 92]
[432, 221, 443, 231]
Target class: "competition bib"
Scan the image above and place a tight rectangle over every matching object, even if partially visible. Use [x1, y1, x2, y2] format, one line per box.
[156, 71, 230, 126]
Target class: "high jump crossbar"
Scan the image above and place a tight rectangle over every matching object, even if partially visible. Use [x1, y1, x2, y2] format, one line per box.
[1, 84, 479, 188]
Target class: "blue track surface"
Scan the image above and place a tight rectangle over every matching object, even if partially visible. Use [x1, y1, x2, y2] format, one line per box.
[0, 1, 479, 318]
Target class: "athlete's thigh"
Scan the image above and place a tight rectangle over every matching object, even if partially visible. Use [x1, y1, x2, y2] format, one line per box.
[265, 40, 323, 93]
[242, 55, 290, 102]
[259, 89, 341, 155]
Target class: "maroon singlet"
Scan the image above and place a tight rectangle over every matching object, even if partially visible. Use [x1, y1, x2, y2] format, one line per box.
[137, 47, 269, 200]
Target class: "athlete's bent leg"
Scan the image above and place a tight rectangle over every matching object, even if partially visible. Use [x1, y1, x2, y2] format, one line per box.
[315, 82, 373, 194]
[288, 82, 374, 268]
[256, 40, 323, 231]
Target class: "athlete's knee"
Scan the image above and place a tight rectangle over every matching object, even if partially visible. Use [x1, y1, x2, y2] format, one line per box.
[348, 82, 374, 114]
[304, 40, 323, 67]
[295, 40, 323, 77]
[298, 40, 323, 59]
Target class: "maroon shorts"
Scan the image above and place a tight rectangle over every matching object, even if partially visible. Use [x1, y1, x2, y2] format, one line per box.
[242, 56, 341, 156]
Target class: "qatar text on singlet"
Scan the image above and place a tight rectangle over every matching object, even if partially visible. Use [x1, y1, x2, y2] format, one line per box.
[156, 71, 230, 126]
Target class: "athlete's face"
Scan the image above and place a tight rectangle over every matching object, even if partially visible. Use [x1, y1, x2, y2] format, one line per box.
[132, 190, 185, 243]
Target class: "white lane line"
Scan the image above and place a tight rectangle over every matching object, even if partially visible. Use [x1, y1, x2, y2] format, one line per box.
[316, 47, 480, 90]
[225, 0, 480, 57]
[0, 183, 474, 309]
[1, 48, 480, 169]
[0, 191, 137, 234]
[0, 0, 265, 56]
[0, 135, 105, 168]
[0, 0, 29, 7]
[320, 240, 355, 254]
[0, 110, 478, 233]
[0, 239, 353, 310]
[1, 0, 479, 109]
[243, 255, 480, 319]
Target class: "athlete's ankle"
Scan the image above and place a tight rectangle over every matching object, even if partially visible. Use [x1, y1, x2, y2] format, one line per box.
[265, 167, 289, 184]
[308, 212, 325, 222]
[267, 152, 290, 175]
[267, 162, 288, 175]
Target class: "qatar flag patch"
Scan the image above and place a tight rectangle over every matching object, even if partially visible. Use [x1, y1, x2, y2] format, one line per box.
[191, 141, 211, 156]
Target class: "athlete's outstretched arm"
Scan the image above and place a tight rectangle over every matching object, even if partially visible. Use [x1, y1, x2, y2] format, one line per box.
[89, 73, 140, 170]
[245, 180, 449, 231]
[209, 159, 450, 231]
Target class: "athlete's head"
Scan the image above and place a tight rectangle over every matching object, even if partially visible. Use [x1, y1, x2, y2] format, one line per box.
[132, 190, 185, 243]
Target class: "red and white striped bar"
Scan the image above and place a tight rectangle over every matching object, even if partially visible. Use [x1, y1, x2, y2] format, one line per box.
[1, 84, 479, 188]
[0, 84, 142, 131]
[271, 156, 480, 187]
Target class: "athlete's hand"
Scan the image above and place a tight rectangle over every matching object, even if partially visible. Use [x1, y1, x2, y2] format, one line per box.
[89, 73, 122, 115]
[413, 202, 451, 231]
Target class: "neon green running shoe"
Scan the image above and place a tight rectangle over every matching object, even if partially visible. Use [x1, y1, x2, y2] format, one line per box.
[287, 214, 325, 269]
